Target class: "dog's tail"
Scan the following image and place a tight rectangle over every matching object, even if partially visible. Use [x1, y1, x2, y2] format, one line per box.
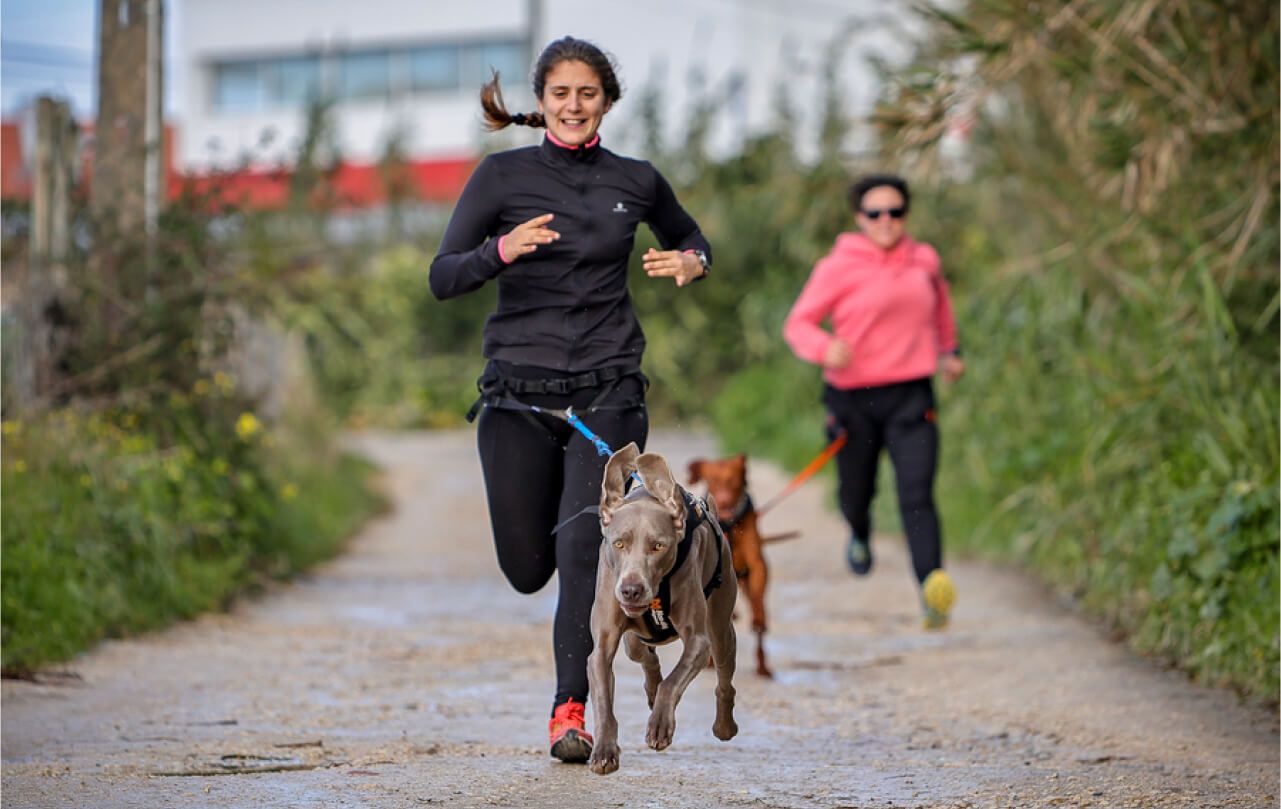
[761, 531, 801, 545]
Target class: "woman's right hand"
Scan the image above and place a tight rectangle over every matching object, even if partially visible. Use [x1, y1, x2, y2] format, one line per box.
[500, 214, 560, 261]
[823, 338, 852, 370]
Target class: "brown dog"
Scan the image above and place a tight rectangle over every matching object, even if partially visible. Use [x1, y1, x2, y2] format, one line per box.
[687, 454, 796, 679]
[586, 443, 738, 775]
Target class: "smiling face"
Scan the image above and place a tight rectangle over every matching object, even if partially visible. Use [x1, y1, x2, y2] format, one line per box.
[855, 185, 908, 250]
[537, 59, 611, 146]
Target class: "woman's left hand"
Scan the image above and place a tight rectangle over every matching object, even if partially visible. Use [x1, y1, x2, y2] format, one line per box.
[941, 354, 965, 383]
[643, 249, 705, 287]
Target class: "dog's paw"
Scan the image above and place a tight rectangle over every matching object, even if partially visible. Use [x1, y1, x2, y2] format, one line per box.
[646, 711, 676, 751]
[589, 742, 620, 775]
[713, 715, 738, 741]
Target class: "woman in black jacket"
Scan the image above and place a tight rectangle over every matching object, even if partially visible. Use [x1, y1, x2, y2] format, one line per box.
[429, 36, 711, 764]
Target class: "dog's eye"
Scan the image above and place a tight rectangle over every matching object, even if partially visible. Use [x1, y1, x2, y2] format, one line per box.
[650, 542, 666, 552]
[613, 540, 625, 549]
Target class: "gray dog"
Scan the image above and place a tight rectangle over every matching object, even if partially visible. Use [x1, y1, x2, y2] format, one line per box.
[586, 442, 739, 775]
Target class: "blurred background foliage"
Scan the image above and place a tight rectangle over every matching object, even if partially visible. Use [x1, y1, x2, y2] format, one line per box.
[868, 0, 1279, 701]
[2, 0, 1274, 701]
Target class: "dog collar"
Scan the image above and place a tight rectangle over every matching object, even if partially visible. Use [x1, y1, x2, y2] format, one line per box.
[718, 491, 754, 533]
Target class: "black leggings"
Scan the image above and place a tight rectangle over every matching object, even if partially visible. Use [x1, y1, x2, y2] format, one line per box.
[475, 362, 648, 707]
[823, 377, 942, 585]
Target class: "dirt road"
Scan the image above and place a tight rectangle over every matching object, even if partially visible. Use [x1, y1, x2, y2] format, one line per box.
[3, 430, 1277, 808]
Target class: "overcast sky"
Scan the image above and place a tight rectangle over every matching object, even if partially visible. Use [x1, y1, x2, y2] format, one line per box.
[1, 0, 185, 117]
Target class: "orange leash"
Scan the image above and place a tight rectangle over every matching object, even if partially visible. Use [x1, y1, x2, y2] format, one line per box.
[754, 430, 847, 517]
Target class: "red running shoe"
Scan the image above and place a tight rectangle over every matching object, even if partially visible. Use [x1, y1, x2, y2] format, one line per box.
[548, 698, 593, 763]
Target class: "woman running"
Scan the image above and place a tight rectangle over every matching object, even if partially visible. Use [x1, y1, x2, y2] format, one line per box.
[429, 36, 712, 763]
[783, 174, 962, 629]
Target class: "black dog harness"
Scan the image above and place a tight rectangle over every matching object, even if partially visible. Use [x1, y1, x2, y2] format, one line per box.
[551, 486, 726, 645]
[634, 491, 726, 646]
[717, 491, 754, 579]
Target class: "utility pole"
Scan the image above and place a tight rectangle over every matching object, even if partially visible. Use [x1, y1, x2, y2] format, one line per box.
[144, 0, 164, 239]
[527, 0, 542, 68]
[93, 0, 164, 241]
[93, 0, 164, 340]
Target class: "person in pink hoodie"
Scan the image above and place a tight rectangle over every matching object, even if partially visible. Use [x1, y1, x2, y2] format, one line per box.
[783, 174, 963, 629]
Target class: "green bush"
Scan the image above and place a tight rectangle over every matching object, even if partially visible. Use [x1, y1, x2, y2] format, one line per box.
[869, 0, 1280, 701]
[1, 400, 384, 674]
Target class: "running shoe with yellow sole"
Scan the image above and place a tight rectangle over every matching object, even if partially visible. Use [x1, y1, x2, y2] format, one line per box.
[921, 569, 956, 630]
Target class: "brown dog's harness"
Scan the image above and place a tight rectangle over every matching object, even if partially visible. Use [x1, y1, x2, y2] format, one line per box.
[715, 491, 755, 579]
[635, 490, 725, 646]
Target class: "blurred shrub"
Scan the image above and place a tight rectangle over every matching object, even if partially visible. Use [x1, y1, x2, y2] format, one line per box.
[871, 0, 1279, 700]
[0, 102, 387, 672]
[1, 399, 383, 674]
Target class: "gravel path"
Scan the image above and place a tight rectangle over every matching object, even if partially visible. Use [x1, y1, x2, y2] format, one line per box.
[3, 429, 1276, 808]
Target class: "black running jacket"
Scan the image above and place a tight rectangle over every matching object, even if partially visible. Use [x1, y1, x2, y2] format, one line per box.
[429, 136, 712, 372]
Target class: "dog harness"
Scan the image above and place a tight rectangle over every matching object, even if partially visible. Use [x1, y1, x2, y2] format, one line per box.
[715, 491, 755, 579]
[635, 490, 726, 646]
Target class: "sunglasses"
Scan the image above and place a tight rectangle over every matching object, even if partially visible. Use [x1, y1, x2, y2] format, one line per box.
[860, 207, 906, 220]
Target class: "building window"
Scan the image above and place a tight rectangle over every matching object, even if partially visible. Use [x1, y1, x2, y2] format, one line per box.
[461, 40, 526, 89]
[271, 56, 323, 107]
[213, 62, 263, 112]
[407, 44, 460, 93]
[339, 50, 390, 101]
[209, 38, 527, 113]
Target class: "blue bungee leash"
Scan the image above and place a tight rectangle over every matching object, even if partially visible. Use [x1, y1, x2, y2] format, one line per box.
[562, 407, 643, 488]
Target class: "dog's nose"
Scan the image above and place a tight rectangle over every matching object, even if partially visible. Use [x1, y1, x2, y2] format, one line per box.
[618, 582, 645, 603]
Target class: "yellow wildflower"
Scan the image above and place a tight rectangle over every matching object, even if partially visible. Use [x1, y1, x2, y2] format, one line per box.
[214, 371, 235, 394]
[13, 460, 27, 473]
[235, 412, 261, 441]
[1, 421, 19, 436]
[212, 458, 230, 476]
[280, 482, 299, 501]
[193, 379, 211, 397]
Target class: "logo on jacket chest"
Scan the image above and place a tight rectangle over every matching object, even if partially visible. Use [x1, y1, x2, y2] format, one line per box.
[612, 201, 629, 213]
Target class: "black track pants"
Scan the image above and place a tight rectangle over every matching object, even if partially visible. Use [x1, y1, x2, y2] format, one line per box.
[475, 365, 648, 708]
[823, 377, 942, 585]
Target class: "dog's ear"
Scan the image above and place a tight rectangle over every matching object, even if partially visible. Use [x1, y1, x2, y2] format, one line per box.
[686, 459, 705, 485]
[600, 442, 640, 526]
[637, 452, 685, 534]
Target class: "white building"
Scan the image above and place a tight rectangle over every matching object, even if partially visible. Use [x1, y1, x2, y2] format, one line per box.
[177, 0, 914, 183]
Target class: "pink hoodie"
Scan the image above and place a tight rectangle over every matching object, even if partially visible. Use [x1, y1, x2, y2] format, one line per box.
[783, 232, 958, 390]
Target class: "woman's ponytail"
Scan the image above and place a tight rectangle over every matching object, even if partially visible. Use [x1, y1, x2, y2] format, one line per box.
[480, 71, 544, 131]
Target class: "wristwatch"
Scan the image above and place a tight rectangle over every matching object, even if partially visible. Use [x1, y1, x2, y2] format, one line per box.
[689, 249, 711, 278]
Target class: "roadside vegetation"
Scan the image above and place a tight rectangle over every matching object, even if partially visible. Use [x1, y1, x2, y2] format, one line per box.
[1, 128, 388, 674]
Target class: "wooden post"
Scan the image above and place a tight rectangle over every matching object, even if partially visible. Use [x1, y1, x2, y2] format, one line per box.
[11, 97, 78, 409]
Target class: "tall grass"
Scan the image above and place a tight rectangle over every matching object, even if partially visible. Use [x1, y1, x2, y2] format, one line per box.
[870, 0, 1279, 700]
